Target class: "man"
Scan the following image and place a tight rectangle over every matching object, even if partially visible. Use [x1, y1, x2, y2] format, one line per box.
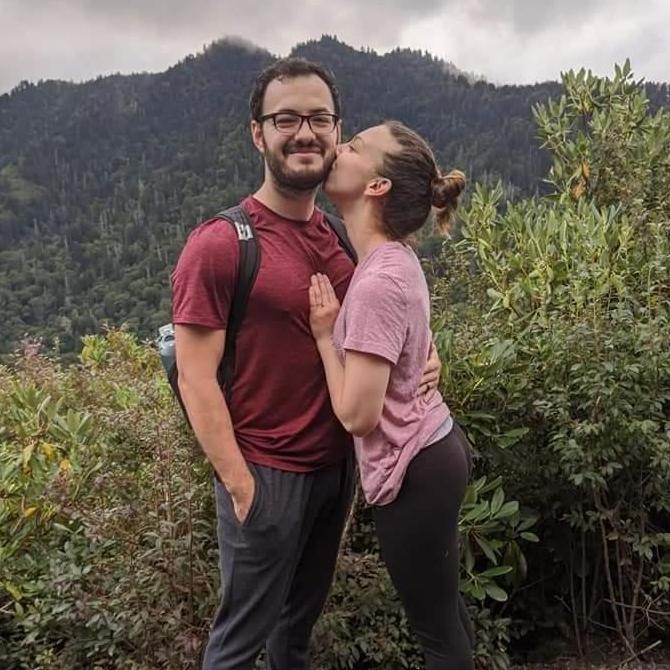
[171, 58, 440, 670]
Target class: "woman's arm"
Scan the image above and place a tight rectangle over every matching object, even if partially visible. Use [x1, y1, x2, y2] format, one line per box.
[318, 338, 390, 437]
[309, 273, 391, 437]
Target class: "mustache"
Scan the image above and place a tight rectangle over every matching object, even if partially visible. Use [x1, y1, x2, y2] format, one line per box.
[283, 141, 325, 155]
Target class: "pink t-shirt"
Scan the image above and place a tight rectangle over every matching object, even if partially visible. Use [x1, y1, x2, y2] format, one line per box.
[332, 241, 451, 505]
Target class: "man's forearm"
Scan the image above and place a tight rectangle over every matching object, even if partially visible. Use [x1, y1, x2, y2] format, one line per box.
[179, 377, 250, 492]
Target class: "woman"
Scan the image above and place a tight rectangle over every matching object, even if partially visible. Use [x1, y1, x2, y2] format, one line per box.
[308, 121, 474, 669]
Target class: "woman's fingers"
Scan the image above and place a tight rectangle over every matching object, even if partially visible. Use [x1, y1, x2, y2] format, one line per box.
[308, 284, 318, 308]
[311, 273, 339, 312]
[311, 274, 324, 306]
[317, 273, 337, 306]
[317, 274, 328, 303]
[325, 276, 338, 304]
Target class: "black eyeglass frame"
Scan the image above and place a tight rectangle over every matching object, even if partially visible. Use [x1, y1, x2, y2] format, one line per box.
[257, 112, 340, 135]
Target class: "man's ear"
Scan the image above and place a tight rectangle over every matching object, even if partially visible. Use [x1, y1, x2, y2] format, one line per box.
[364, 177, 392, 199]
[250, 120, 265, 154]
[335, 119, 343, 144]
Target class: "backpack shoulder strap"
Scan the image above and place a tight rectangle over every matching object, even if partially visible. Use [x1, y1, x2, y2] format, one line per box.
[214, 204, 261, 401]
[324, 212, 357, 263]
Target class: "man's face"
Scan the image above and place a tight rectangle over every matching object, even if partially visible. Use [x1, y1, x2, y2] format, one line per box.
[251, 74, 340, 192]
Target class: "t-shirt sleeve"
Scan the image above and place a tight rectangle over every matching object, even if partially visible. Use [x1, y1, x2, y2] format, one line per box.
[170, 219, 239, 330]
[342, 272, 408, 365]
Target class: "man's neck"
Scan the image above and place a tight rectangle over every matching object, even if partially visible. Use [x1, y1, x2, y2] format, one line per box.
[253, 181, 318, 222]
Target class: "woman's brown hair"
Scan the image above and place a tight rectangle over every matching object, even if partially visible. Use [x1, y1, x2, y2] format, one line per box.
[379, 121, 465, 238]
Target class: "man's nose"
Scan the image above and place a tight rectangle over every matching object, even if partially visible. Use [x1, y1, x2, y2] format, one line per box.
[294, 118, 317, 142]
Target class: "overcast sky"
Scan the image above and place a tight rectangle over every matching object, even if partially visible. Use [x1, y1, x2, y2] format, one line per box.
[1, 0, 668, 94]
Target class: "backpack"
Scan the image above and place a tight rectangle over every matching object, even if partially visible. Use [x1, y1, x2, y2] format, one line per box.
[157, 204, 357, 419]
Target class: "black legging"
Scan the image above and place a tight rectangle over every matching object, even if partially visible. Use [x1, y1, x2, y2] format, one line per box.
[373, 422, 474, 670]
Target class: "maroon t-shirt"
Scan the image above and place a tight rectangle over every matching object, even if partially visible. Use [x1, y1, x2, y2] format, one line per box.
[171, 196, 355, 471]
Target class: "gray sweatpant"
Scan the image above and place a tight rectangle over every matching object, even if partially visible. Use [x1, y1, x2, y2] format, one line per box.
[201, 453, 355, 670]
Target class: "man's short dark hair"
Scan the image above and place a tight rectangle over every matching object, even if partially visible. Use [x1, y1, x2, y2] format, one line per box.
[249, 58, 341, 120]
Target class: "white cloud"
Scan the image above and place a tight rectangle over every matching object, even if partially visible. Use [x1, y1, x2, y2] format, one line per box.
[0, 0, 667, 93]
[400, 0, 670, 84]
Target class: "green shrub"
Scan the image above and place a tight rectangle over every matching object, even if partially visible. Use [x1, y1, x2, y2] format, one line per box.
[432, 62, 670, 653]
[0, 331, 524, 668]
[0, 333, 218, 669]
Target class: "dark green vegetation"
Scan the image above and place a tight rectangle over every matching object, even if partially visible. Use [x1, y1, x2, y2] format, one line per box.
[2, 35, 667, 357]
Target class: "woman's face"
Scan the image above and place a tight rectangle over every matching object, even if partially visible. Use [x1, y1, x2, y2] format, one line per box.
[324, 124, 399, 205]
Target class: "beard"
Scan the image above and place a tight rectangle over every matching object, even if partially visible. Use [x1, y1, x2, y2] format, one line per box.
[265, 138, 336, 192]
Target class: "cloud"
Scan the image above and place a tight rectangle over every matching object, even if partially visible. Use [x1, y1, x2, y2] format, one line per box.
[0, 0, 667, 93]
[399, 0, 670, 83]
[0, 0, 445, 92]
[463, 0, 618, 35]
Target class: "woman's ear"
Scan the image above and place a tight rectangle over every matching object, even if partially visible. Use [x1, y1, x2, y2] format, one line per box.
[364, 177, 392, 199]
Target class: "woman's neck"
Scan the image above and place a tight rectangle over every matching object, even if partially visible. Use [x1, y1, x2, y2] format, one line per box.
[338, 200, 392, 262]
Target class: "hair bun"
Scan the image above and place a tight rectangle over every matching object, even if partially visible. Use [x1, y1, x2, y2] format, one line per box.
[431, 169, 466, 209]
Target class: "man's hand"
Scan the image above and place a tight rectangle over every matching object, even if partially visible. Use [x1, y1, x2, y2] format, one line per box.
[175, 324, 258, 524]
[227, 468, 256, 525]
[419, 340, 442, 400]
[309, 273, 340, 342]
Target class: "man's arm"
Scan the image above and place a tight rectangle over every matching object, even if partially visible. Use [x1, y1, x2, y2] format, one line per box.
[175, 323, 254, 522]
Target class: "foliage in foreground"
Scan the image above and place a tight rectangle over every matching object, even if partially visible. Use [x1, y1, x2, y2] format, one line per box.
[433, 61, 670, 655]
[0, 331, 529, 669]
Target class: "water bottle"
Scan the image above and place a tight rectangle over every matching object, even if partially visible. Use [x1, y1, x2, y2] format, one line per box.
[156, 323, 176, 374]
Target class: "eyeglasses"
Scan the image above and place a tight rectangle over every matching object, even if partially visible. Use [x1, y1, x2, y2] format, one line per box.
[258, 112, 339, 135]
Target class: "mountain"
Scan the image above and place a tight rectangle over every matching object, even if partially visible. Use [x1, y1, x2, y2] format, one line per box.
[0, 35, 668, 357]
